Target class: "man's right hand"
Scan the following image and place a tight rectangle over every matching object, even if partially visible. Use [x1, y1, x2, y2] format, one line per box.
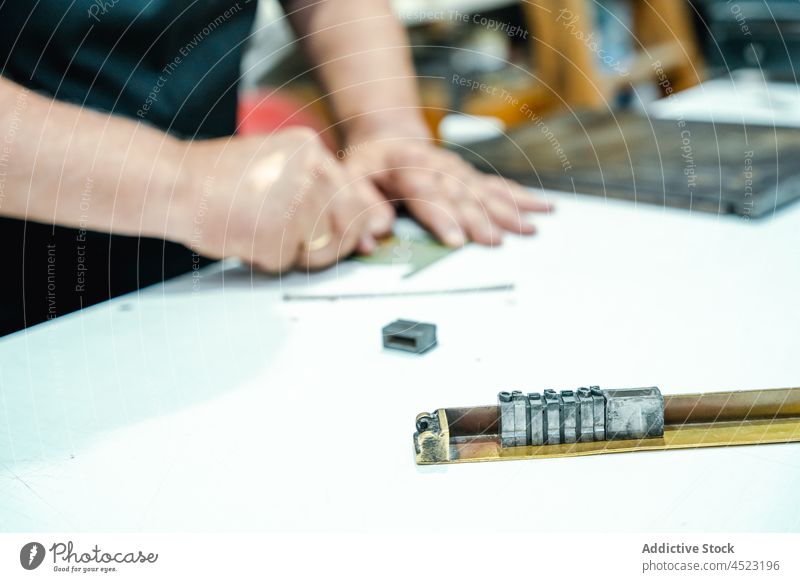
[173, 128, 394, 273]
[1, 78, 394, 273]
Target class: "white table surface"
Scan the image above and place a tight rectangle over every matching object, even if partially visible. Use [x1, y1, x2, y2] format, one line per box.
[1, 191, 799, 533]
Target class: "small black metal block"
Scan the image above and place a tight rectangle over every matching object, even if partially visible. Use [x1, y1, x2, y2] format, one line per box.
[382, 319, 437, 354]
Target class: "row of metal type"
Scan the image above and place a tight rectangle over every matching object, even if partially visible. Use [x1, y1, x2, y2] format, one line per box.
[498, 387, 665, 447]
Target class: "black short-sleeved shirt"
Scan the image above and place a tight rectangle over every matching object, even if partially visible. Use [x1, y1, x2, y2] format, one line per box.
[0, 1, 258, 336]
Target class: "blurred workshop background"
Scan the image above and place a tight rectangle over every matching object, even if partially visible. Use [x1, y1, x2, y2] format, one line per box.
[237, 0, 800, 140]
[237, 0, 800, 217]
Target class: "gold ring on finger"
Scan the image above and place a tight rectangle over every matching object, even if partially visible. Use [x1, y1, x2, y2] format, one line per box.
[303, 231, 332, 253]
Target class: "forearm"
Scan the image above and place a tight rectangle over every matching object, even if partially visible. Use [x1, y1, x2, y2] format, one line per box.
[283, 0, 429, 141]
[0, 76, 185, 239]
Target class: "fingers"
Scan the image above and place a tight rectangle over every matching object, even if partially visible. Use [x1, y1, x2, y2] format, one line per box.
[294, 177, 352, 270]
[393, 168, 466, 248]
[208, 130, 552, 273]
[295, 219, 339, 271]
[484, 196, 535, 235]
[343, 159, 395, 240]
[484, 175, 553, 213]
[460, 199, 500, 245]
[415, 198, 468, 248]
[437, 172, 499, 246]
[328, 179, 377, 260]
[383, 146, 551, 246]
[393, 165, 532, 247]
[295, 164, 393, 270]
[250, 229, 301, 274]
[350, 173, 395, 242]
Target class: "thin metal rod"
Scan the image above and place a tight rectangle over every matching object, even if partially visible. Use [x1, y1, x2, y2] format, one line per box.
[282, 284, 514, 301]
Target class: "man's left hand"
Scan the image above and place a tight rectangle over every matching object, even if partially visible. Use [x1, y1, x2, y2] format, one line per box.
[342, 136, 552, 248]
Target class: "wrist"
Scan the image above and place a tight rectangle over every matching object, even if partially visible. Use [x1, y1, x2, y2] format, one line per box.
[158, 137, 199, 246]
[110, 132, 192, 243]
[344, 111, 432, 145]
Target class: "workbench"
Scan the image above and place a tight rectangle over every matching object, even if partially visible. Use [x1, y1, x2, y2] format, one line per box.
[2, 191, 799, 533]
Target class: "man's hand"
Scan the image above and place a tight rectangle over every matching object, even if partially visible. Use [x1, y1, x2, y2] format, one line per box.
[282, 0, 551, 247]
[172, 128, 394, 273]
[342, 137, 552, 247]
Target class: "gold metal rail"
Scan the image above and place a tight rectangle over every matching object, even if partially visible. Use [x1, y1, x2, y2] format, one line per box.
[414, 388, 800, 465]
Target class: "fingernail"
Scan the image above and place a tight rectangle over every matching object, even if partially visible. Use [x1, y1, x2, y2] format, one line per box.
[369, 214, 393, 235]
[443, 228, 466, 248]
[483, 226, 502, 246]
[358, 234, 376, 255]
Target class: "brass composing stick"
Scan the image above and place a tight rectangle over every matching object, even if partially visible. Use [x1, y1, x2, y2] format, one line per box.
[413, 386, 800, 465]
